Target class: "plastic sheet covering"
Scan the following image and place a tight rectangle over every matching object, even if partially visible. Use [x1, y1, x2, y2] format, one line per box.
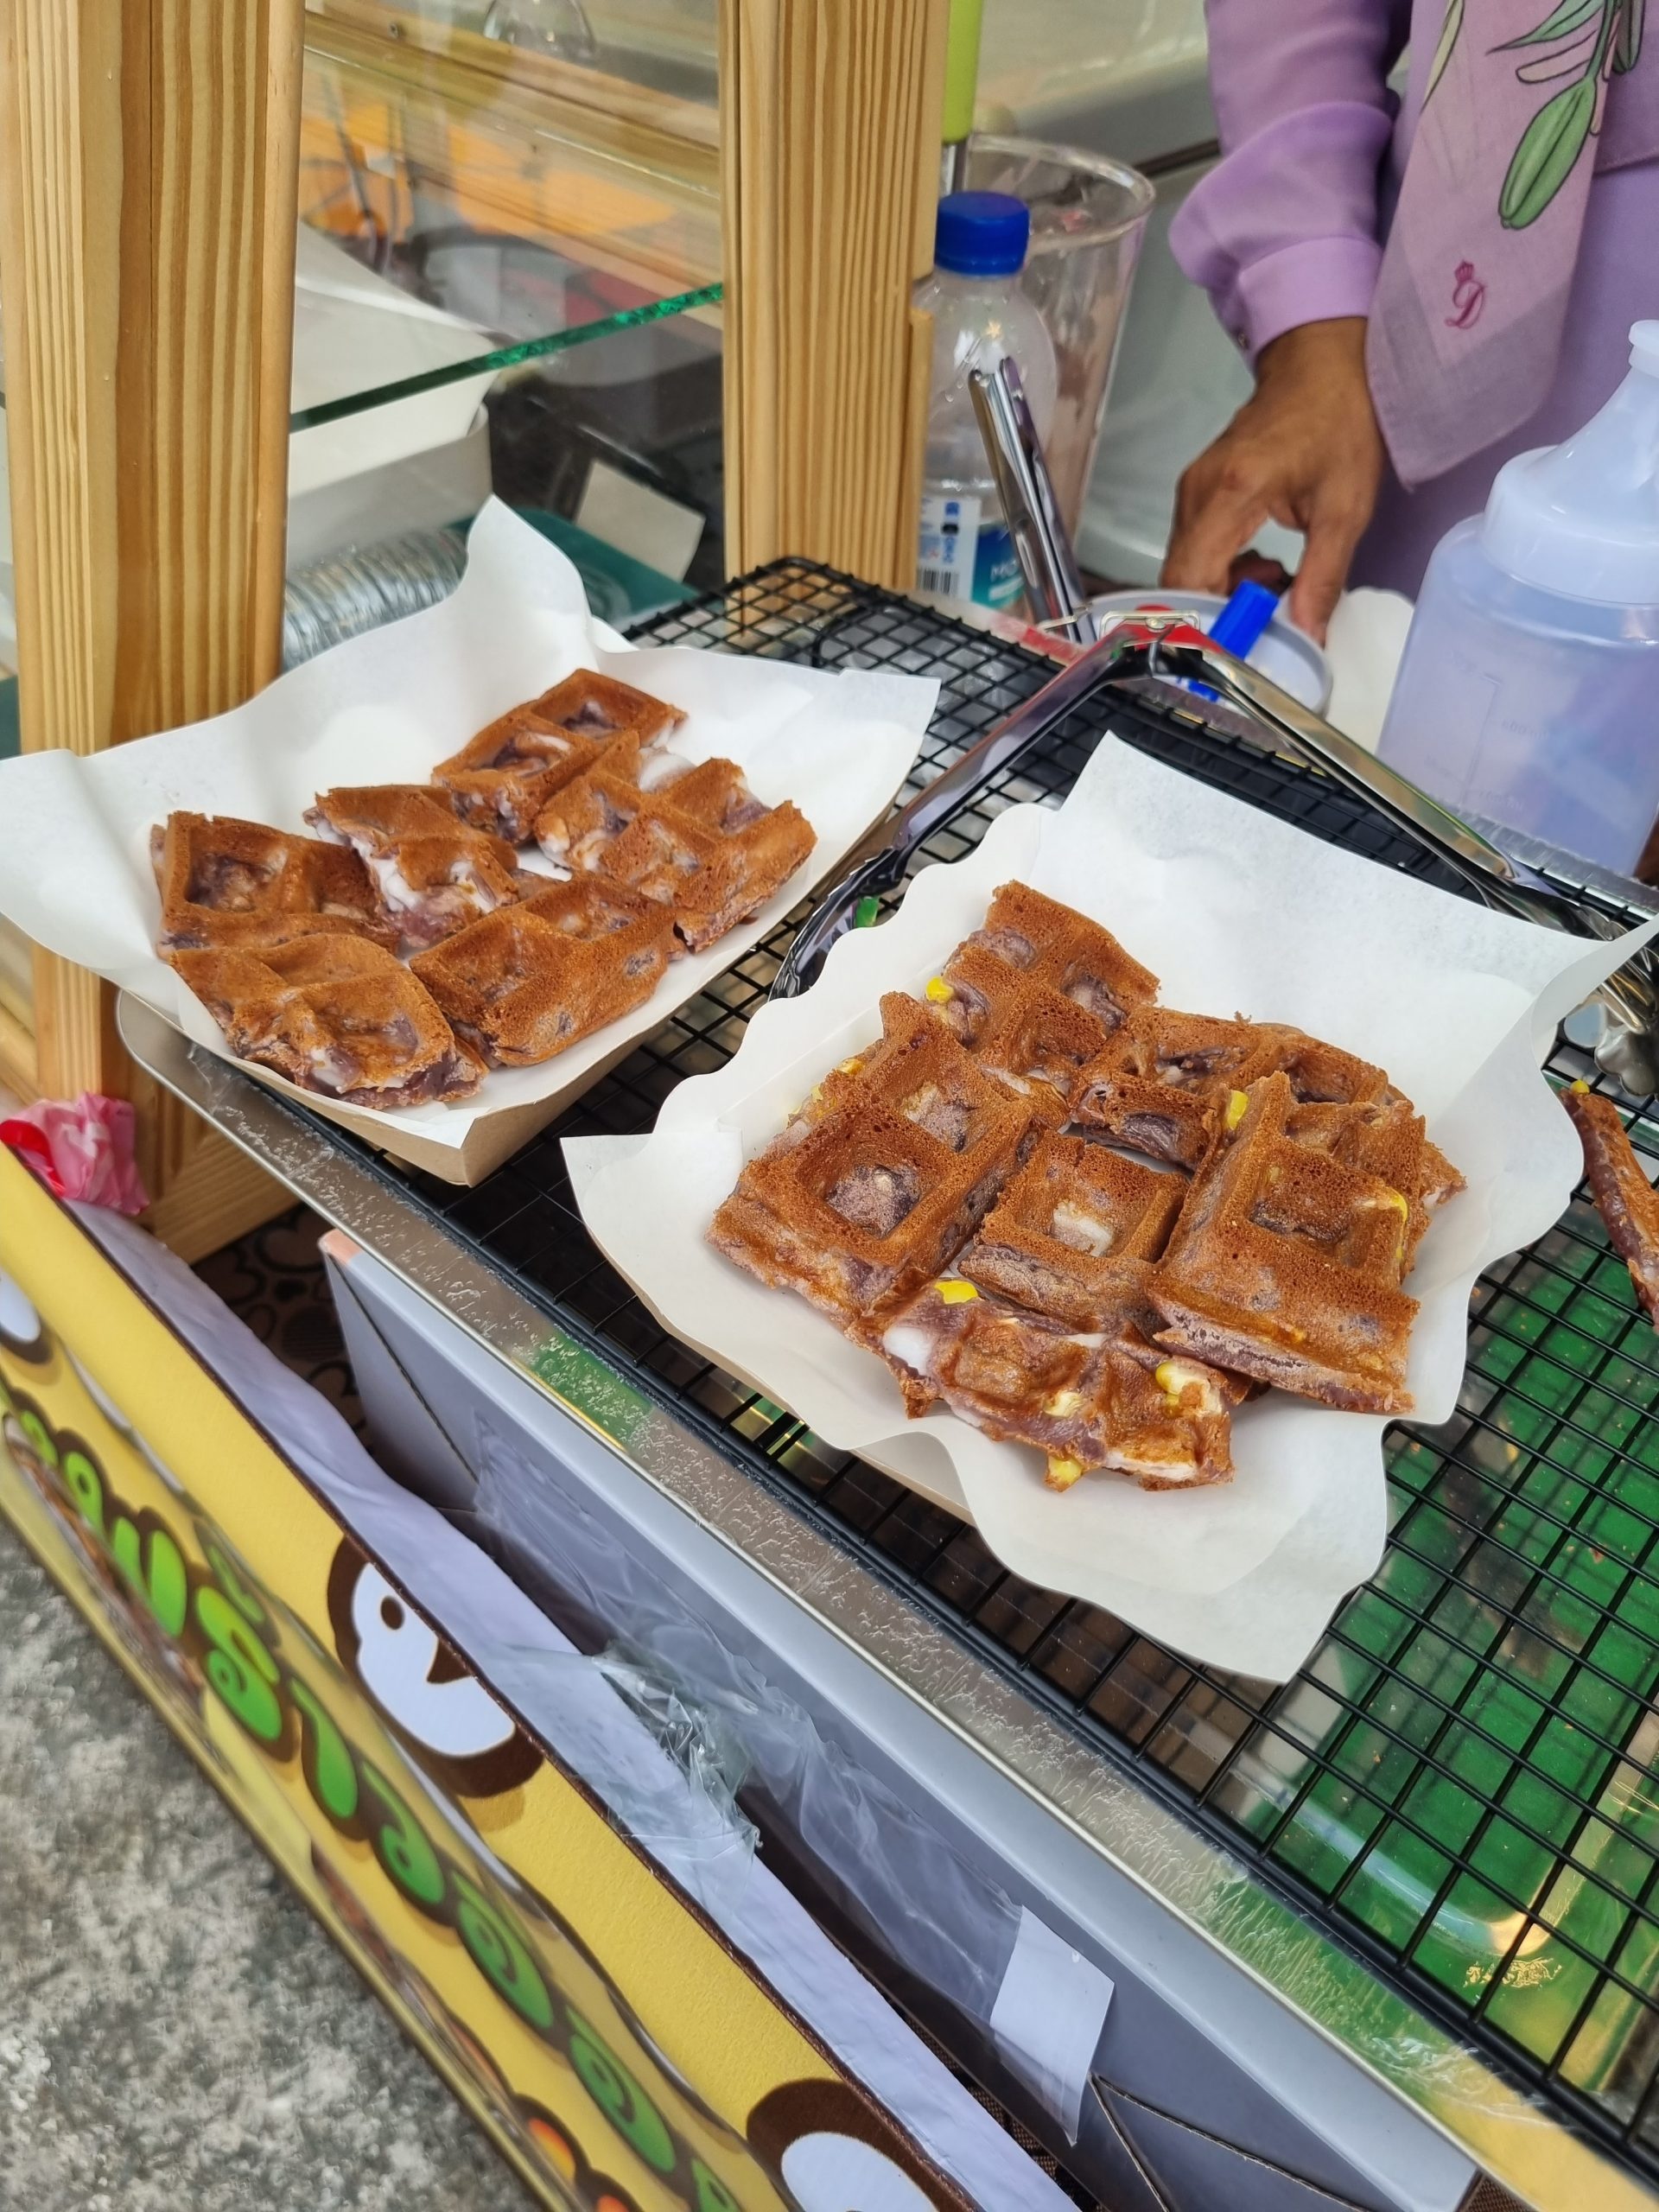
[469, 1417, 1042, 2069]
[64, 1204, 1072, 2212]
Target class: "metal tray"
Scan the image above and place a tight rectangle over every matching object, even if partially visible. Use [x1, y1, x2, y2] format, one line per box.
[167, 563, 1659, 2190]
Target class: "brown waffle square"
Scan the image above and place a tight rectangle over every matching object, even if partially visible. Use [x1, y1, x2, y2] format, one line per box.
[956, 883, 1159, 1026]
[536, 753, 815, 953]
[435, 712, 616, 842]
[410, 876, 673, 1067]
[1071, 1007, 1294, 1167]
[1150, 1072, 1421, 1412]
[168, 935, 480, 1109]
[956, 1132, 1185, 1331]
[1285, 1095, 1464, 1269]
[154, 812, 393, 954]
[876, 1280, 1233, 1491]
[434, 670, 683, 841]
[935, 884, 1160, 1116]
[709, 994, 1034, 1323]
[305, 784, 525, 950]
[531, 670, 684, 747]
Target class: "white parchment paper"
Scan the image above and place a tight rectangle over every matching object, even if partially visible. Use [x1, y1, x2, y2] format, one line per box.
[0, 502, 936, 1175]
[566, 737, 1658, 1679]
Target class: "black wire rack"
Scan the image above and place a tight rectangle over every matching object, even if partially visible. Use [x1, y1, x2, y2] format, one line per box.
[305, 560, 1659, 2187]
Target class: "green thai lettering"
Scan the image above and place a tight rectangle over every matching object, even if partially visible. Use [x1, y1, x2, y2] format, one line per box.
[194, 1585, 285, 1743]
[452, 1872, 556, 2034]
[360, 1762, 447, 1908]
[566, 2009, 676, 2175]
[204, 1540, 269, 1628]
[289, 1675, 359, 1825]
[60, 1447, 105, 1539]
[691, 2160, 744, 2212]
[110, 1516, 188, 1637]
[19, 1408, 56, 1468]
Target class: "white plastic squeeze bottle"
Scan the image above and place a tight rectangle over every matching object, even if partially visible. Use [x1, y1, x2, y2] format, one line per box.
[915, 191, 1058, 613]
[1377, 320, 1659, 874]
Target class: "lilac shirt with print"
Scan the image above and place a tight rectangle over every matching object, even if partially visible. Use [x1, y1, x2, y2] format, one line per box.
[1170, 0, 1656, 594]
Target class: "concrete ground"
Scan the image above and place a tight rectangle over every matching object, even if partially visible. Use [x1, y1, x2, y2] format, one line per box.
[0, 1510, 535, 2212]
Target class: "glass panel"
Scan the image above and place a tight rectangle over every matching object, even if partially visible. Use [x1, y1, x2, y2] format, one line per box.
[296, 0, 721, 428]
[284, 2, 726, 650]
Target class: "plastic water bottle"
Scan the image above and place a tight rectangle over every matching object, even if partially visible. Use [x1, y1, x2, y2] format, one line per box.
[915, 191, 1058, 613]
[1377, 321, 1659, 874]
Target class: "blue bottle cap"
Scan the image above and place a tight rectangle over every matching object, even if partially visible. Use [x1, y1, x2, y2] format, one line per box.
[934, 191, 1031, 278]
[1206, 579, 1281, 659]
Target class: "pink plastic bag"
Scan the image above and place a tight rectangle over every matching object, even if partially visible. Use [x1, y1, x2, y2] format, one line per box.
[0, 1092, 149, 1215]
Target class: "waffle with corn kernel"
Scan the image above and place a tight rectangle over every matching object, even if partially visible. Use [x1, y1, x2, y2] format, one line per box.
[435, 669, 684, 842]
[410, 876, 675, 1067]
[167, 934, 481, 1109]
[1070, 1008, 1292, 1166]
[304, 784, 530, 951]
[1283, 1093, 1465, 1269]
[1071, 1007, 1402, 1170]
[535, 747, 815, 953]
[709, 993, 1035, 1324]
[931, 883, 1160, 1116]
[153, 811, 395, 954]
[1150, 1071, 1421, 1414]
[875, 1277, 1234, 1491]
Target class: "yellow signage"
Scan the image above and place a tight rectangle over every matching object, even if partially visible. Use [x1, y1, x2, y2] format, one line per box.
[0, 1147, 969, 2211]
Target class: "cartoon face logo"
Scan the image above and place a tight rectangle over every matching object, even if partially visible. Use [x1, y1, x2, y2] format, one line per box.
[327, 1542, 542, 1796]
[747, 2082, 968, 2211]
[0, 1269, 51, 1363]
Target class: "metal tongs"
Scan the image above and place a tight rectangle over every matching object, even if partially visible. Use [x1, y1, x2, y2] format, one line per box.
[771, 613, 1659, 1095]
[968, 357, 1098, 648]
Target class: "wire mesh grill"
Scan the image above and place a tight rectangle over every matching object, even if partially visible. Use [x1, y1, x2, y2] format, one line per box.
[317, 562, 1659, 2181]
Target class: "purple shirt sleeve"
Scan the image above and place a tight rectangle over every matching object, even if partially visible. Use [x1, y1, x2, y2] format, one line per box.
[1170, 0, 1412, 360]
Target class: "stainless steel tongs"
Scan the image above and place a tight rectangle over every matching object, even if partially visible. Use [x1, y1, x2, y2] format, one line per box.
[772, 611, 1659, 1094]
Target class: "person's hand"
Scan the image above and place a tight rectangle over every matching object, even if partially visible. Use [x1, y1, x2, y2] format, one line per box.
[1161, 317, 1385, 643]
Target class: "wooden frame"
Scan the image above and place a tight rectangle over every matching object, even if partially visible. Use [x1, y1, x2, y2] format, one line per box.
[720, 0, 947, 587]
[0, 0, 950, 1250]
[0, 0, 305, 1255]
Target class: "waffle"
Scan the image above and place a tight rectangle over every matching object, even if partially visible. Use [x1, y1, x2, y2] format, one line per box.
[1071, 1009, 1277, 1166]
[709, 994, 1034, 1323]
[168, 935, 480, 1109]
[535, 751, 815, 953]
[1073, 1008, 1399, 1169]
[1563, 1082, 1659, 1321]
[410, 876, 674, 1067]
[435, 670, 683, 842]
[1285, 1095, 1465, 1268]
[305, 784, 526, 950]
[154, 812, 392, 953]
[956, 1132, 1184, 1333]
[1150, 1073, 1420, 1413]
[877, 1279, 1233, 1491]
[935, 885, 1160, 1116]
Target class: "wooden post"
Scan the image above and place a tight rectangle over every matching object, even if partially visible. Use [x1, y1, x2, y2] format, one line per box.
[720, 0, 948, 589]
[0, 0, 304, 1255]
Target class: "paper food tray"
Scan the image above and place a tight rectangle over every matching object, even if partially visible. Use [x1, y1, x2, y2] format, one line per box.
[566, 736, 1657, 1680]
[0, 503, 938, 1183]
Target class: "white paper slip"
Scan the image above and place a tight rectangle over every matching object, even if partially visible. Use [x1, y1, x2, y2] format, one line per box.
[0, 502, 938, 1183]
[989, 1909, 1114, 2145]
[564, 735, 1658, 1680]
